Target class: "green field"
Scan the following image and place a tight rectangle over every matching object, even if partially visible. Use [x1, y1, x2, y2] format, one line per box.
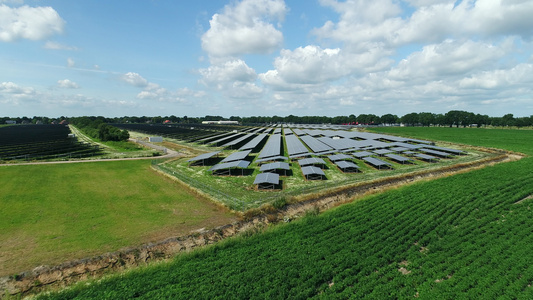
[35, 127, 533, 299]
[0, 160, 237, 277]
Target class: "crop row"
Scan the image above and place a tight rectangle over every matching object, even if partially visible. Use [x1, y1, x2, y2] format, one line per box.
[38, 147, 533, 298]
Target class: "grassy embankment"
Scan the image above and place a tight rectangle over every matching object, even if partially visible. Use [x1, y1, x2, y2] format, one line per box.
[0, 160, 237, 277]
[35, 127, 533, 299]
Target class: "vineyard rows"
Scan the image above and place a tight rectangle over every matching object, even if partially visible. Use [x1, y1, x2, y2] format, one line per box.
[0, 125, 101, 161]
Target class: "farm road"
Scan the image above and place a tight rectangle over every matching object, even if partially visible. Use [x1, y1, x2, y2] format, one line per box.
[0, 139, 181, 167]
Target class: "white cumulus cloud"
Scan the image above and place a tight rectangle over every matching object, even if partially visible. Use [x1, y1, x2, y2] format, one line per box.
[0, 4, 65, 42]
[57, 79, 80, 89]
[121, 72, 148, 87]
[201, 0, 286, 58]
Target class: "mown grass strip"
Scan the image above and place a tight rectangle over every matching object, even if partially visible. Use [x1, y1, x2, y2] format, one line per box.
[0, 160, 236, 277]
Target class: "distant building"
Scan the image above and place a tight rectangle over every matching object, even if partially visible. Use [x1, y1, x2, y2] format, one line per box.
[202, 120, 239, 125]
[5, 120, 16, 124]
[149, 136, 163, 143]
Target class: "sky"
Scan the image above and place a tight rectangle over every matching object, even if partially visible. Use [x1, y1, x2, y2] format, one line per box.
[1, 0, 533, 118]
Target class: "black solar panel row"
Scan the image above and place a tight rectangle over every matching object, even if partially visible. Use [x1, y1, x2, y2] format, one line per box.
[299, 135, 333, 153]
[258, 134, 283, 159]
[285, 135, 310, 157]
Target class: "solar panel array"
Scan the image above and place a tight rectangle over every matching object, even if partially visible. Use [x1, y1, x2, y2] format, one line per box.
[239, 133, 268, 151]
[180, 123, 467, 187]
[299, 135, 333, 153]
[258, 134, 283, 159]
[220, 150, 251, 163]
[285, 135, 310, 157]
[335, 160, 360, 172]
[363, 157, 393, 169]
[301, 166, 325, 180]
[254, 173, 280, 186]
[222, 133, 254, 149]
[298, 157, 326, 167]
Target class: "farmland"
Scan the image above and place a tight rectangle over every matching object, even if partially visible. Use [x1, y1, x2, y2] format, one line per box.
[34, 127, 533, 299]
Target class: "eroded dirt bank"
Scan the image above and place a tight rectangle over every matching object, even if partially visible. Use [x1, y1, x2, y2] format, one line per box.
[0, 148, 524, 298]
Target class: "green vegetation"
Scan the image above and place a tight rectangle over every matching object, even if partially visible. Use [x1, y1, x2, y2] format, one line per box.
[36, 128, 533, 299]
[70, 116, 129, 142]
[0, 160, 236, 277]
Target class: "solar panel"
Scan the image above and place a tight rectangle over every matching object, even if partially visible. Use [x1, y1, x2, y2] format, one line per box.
[285, 135, 310, 157]
[389, 142, 423, 150]
[328, 154, 353, 162]
[389, 147, 409, 152]
[301, 166, 325, 176]
[300, 135, 333, 153]
[221, 133, 254, 148]
[187, 151, 221, 165]
[258, 134, 283, 159]
[239, 133, 268, 151]
[207, 133, 244, 146]
[425, 145, 466, 155]
[385, 154, 414, 164]
[317, 136, 359, 150]
[195, 132, 232, 143]
[208, 160, 250, 172]
[414, 153, 439, 162]
[363, 157, 392, 169]
[292, 129, 306, 136]
[253, 173, 280, 185]
[255, 156, 288, 164]
[335, 160, 360, 172]
[260, 162, 290, 172]
[419, 148, 453, 158]
[353, 151, 374, 158]
[373, 149, 394, 156]
[220, 150, 251, 163]
[298, 157, 326, 167]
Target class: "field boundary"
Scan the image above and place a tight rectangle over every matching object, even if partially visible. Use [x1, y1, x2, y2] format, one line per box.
[0, 147, 524, 298]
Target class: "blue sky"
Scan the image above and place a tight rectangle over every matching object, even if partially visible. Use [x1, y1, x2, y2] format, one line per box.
[1, 0, 532, 118]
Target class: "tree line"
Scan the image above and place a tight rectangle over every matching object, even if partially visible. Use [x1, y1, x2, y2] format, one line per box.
[69, 116, 130, 142]
[2, 110, 533, 128]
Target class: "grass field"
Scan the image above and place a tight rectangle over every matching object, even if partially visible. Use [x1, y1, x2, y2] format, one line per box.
[0, 160, 237, 277]
[34, 127, 533, 299]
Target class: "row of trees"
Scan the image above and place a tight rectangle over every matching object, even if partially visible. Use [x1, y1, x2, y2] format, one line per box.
[69, 117, 129, 142]
[3, 110, 533, 128]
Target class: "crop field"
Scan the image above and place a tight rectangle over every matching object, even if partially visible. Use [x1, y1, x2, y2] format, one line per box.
[0, 160, 237, 277]
[0, 125, 101, 161]
[34, 127, 533, 299]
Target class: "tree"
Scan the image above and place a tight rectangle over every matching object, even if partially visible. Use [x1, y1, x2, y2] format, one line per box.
[418, 112, 436, 126]
[380, 114, 398, 125]
[401, 113, 419, 126]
